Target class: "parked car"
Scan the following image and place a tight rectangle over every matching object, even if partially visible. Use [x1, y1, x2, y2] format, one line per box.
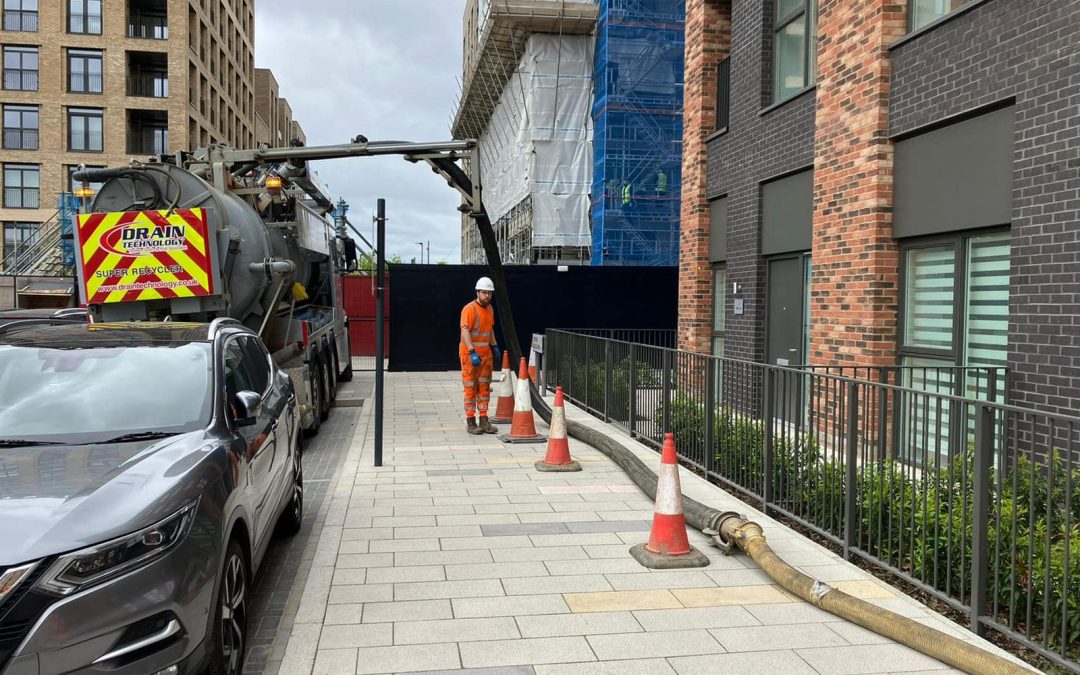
[0, 318, 303, 675]
[0, 307, 87, 329]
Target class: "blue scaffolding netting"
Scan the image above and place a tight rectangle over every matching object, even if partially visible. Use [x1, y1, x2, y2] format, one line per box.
[591, 0, 685, 266]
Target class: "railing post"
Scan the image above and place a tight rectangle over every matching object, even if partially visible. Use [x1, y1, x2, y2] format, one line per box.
[970, 402, 993, 638]
[704, 357, 716, 470]
[762, 368, 774, 511]
[845, 380, 859, 560]
[877, 367, 890, 461]
[603, 338, 612, 423]
[628, 343, 637, 438]
[661, 349, 672, 435]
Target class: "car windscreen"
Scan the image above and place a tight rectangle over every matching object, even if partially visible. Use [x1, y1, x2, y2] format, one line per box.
[0, 342, 213, 443]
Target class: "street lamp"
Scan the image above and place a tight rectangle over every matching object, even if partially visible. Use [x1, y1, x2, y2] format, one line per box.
[417, 242, 424, 264]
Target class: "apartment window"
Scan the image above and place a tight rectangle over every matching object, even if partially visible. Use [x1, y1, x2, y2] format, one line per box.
[715, 57, 730, 132]
[899, 231, 1010, 461]
[69, 49, 103, 93]
[3, 45, 36, 90]
[773, 0, 817, 102]
[3, 104, 36, 149]
[68, 0, 102, 34]
[909, 0, 973, 32]
[3, 163, 38, 208]
[712, 266, 727, 358]
[2, 220, 35, 270]
[3, 0, 37, 31]
[67, 164, 104, 194]
[68, 107, 103, 151]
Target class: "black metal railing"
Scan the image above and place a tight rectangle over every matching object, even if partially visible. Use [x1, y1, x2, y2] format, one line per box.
[2, 128, 37, 150]
[3, 10, 37, 31]
[3, 187, 38, 209]
[68, 13, 102, 34]
[127, 14, 168, 39]
[69, 73, 103, 94]
[127, 73, 168, 97]
[545, 329, 1079, 674]
[2, 70, 37, 91]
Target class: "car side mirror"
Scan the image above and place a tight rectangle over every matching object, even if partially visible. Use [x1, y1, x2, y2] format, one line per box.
[233, 390, 262, 427]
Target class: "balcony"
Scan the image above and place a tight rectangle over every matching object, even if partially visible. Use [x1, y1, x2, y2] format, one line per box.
[127, 109, 168, 155]
[127, 0, 167, 39]
[127, 51, 168, 98]
[3, 10, 37, 31]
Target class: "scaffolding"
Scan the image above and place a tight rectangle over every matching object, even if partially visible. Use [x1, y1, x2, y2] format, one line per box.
[591, 0, 685, 266]
[453, 0, 598, 265]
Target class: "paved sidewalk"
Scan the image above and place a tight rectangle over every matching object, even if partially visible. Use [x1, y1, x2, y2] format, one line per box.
[274, 371, 1032, 674]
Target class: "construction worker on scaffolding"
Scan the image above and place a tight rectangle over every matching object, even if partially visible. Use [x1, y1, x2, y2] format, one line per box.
[460, 276, 502, 435]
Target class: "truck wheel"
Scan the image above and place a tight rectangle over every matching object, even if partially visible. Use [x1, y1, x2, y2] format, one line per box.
[304, 363, 322, 438]
[327, 343, 338, 402]
[319, 354, 331, 421]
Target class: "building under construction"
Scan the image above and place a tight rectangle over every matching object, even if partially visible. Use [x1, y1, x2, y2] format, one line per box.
[453, 0, 685, 267]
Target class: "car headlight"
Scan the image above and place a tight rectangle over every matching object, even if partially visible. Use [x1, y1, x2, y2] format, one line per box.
[38, 500, 199, 597]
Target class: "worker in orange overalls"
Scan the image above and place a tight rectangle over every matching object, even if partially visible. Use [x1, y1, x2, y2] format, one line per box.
[459, 276, 502, 435]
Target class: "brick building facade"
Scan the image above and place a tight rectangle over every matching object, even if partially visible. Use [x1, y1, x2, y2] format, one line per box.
[680, 0, 1080, 415]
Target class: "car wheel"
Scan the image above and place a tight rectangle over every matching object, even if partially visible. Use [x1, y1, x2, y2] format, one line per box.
[208, 539, 248, 675]
[304, 360, 322, 438]
[277, 439, 303, 536]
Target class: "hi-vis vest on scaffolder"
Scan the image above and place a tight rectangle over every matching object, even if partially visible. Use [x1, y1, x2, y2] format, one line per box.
[459, 300, 494, 352]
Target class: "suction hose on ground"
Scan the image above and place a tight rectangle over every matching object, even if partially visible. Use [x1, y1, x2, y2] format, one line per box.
[526, 390, 1030, 675]
[459, 176, 1029, 675]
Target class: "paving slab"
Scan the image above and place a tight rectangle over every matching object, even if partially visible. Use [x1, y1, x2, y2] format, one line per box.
[272, 371, 1037, 675]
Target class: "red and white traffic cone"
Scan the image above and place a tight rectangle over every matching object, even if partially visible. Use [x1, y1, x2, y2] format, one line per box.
[630, 433, 709, 569]
[535, 387, 581, 472]
[527, 348, 538, 385]
[498, 357, 546, 444]
[491, 351, 514, 424]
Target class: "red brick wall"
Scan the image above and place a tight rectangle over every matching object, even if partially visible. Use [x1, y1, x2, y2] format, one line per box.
[809, 1, 907, 367]
[678, 0, 730, 355]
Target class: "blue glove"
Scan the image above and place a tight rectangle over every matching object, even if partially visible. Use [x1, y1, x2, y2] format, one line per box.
[492, 345, 502, 364]
[469, 350, 481, 367]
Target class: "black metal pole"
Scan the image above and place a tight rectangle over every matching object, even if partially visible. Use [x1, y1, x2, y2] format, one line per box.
[374, 199, 386, 467]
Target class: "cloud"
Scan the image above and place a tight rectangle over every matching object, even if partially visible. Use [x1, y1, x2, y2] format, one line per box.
[255, 0, 467, 263]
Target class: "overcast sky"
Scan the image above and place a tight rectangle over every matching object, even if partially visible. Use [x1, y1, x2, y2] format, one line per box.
[254, 1, 466, 263]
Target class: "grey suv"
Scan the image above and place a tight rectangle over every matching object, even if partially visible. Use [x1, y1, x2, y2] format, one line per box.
[0, 319, 303, 675]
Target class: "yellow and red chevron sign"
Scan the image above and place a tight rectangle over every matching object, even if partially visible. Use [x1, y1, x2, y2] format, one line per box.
[76, 209, 215, 305]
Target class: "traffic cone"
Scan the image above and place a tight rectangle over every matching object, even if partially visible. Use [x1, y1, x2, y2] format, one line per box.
[498, 357, 546, 444]
[491, 351, 514, 424]
[535, 387, 580, 472]
[527, 348, 538, 385]
[629, 433, 709, 569]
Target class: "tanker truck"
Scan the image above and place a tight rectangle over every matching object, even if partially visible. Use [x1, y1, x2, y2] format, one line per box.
[71, 152, 353, 435]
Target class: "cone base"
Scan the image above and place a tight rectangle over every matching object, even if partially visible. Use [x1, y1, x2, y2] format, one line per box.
[629, 543, 710, 569]
[534, 459, 581, 473]
[490, 415, 512, 424]
[498, 433, 546, 444]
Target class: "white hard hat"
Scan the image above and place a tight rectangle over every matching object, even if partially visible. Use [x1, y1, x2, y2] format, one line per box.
[475, 276, 495, 292]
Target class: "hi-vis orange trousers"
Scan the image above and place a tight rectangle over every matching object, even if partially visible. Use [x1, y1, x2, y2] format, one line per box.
[459, 345, 493, 418]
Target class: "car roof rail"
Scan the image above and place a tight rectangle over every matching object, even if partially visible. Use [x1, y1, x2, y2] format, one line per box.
[208, 317, 243, 339]
[0, 317, 84, 336]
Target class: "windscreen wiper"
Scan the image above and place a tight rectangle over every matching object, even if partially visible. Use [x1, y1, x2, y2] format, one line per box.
[0, 439, 64, 447]
[102, 431, 179, 443]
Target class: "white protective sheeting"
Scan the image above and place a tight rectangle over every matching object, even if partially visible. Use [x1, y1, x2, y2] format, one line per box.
[478, 34, 594, 248]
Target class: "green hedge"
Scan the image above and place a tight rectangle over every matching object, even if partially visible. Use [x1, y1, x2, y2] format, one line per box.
[659, 392, 1079, 661]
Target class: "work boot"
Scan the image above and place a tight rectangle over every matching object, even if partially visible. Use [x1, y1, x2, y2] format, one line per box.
[478, 416, 498, 434]
[466, 418, 483, 435]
